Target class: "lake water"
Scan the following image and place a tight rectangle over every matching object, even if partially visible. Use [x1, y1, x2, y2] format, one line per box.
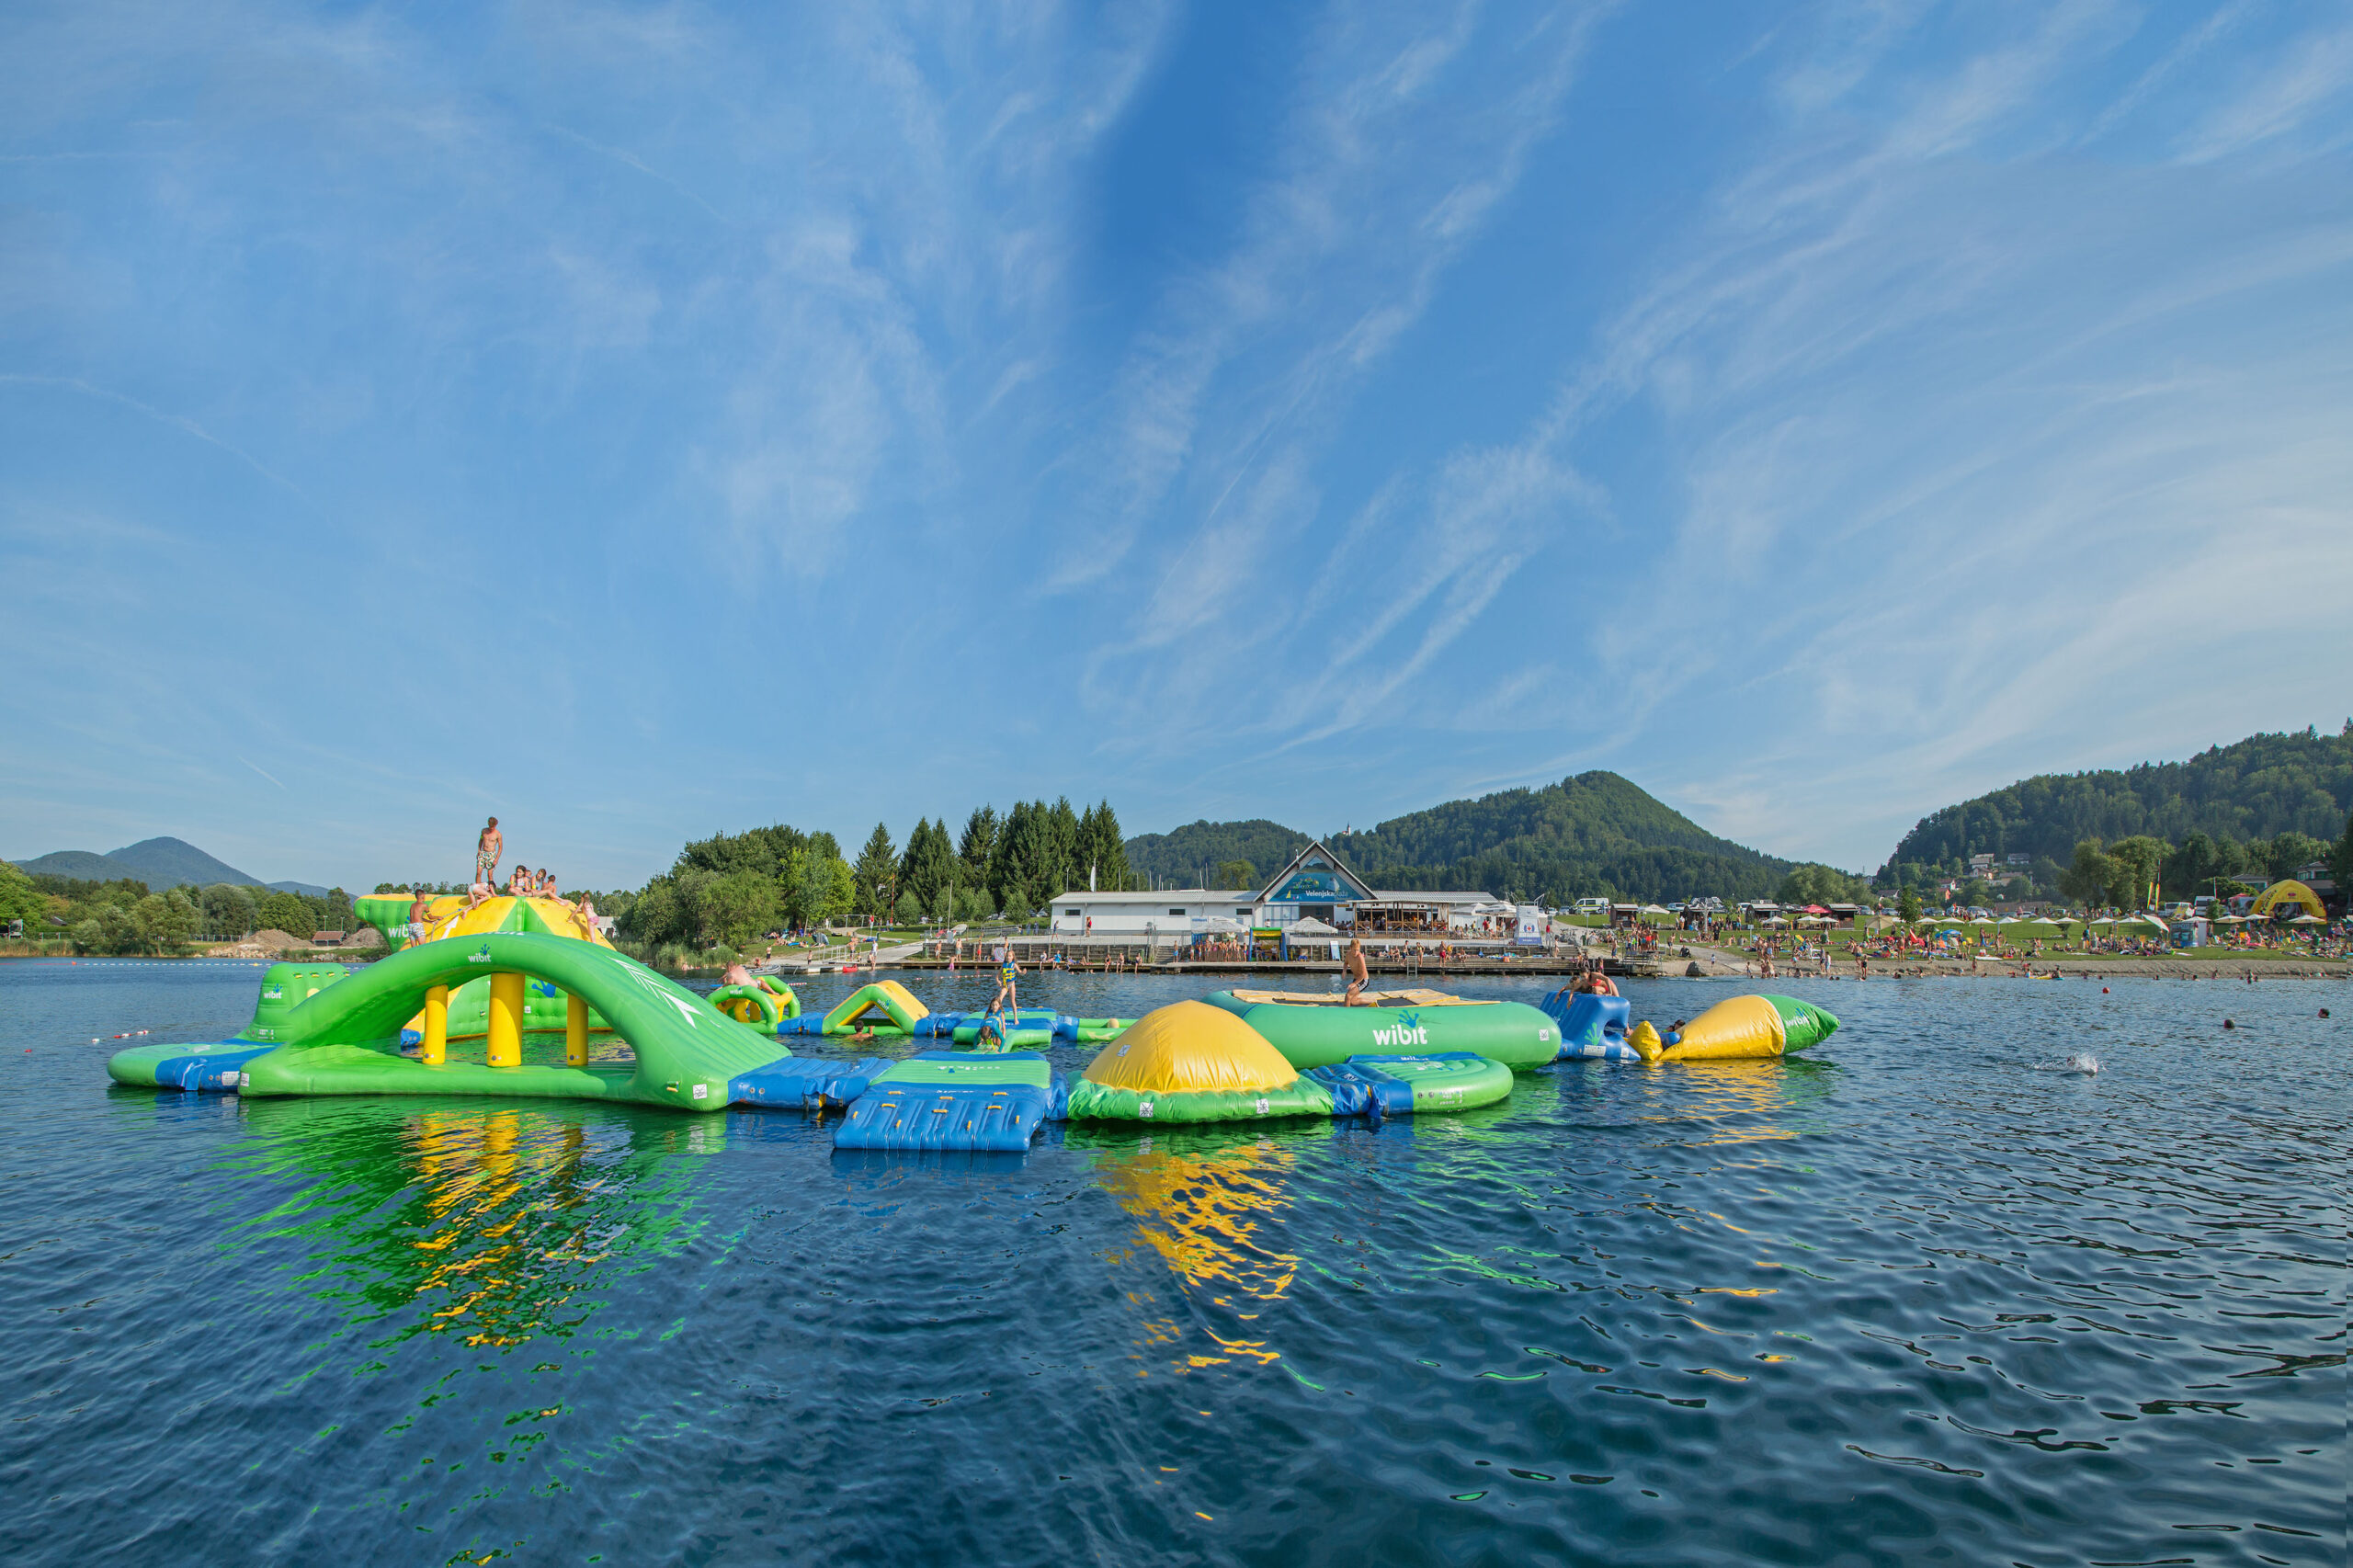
[1, 960, 2342, 1565]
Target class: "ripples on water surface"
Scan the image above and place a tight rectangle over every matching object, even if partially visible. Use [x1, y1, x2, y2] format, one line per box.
[0, 960, 2341, 1565]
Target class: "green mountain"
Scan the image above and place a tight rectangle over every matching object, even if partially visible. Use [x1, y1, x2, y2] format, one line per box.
[1125, 772, 1794, 903]
[10, 836, 331, 897]
[1881, 725, 2353, 884]
[1123, 821, 1313, 891]
[12, 850, 128, 881]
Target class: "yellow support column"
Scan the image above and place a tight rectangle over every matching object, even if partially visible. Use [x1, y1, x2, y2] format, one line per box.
[565, 993, 589, 1068]
[422, 984, 449, 1066]
[488, 971, 524, 1068]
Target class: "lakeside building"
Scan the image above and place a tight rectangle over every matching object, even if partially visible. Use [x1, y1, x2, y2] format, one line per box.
[1048, 840, 1502, 937]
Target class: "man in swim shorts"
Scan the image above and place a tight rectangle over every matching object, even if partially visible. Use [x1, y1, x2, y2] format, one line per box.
[476, 818, 502, 891]
[1342, 937, 1370, 1006]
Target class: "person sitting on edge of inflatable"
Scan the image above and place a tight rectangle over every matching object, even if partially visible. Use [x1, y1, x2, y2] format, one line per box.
[1343, 937, 1370, 1006]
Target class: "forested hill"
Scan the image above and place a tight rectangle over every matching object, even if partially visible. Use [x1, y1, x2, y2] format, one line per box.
[1122, 821, 1313, 890]
[1881, 725, 2353, 880]
[1334, 771, 1790, 903]
[1125, 773, 1796, 903]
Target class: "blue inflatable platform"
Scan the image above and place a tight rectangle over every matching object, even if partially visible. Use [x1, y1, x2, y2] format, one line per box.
[728, 1054, 894, 1109]
[832, 1052, 1063, 1153]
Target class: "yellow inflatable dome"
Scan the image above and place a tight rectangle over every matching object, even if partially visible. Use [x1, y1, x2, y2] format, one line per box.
[418, 894, 610, 948]
[1083, 1000, 1299, 1094]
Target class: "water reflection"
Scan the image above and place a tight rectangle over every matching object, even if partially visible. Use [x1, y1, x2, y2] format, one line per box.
[1072, 1126, 1327, 1370]
[1611, 1058, 1838, 1147]
[215, 1097, 718, 1344]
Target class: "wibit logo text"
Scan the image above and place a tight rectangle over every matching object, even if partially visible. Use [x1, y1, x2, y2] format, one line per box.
[1370, 1023, 1429, 1047]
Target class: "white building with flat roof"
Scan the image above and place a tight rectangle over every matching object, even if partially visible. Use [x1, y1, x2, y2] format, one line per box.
[1048, 840, 1501, 937]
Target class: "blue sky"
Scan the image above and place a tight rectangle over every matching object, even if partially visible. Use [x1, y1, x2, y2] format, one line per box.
[5, 1, 2350, 892]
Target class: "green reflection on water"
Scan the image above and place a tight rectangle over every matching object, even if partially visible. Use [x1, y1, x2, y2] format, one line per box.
[211, 1096, 722, 1346]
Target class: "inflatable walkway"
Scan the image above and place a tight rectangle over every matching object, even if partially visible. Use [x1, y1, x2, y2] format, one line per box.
[770, 983, 1130, 1047]
[107, 960, 357, 1091]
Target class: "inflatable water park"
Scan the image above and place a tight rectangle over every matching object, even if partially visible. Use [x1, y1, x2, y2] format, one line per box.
[107, 893, 1838, 1152]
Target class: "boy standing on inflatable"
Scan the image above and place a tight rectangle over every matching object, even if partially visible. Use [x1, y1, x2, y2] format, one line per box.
[1343, 937, 1370, 1005]
[475, 817, 502, 891]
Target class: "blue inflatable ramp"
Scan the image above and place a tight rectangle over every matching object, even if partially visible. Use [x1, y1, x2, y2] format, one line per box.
[728, 1054, 892, 1110]
[1540, 991, 1640, 1062]
[833, 1052, 1058, 1153]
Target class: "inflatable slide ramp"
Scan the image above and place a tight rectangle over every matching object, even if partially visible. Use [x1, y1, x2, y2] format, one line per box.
[1540, 991, 1640, 1061]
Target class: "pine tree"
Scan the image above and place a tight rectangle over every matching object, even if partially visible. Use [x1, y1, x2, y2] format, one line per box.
[1076, 800, 1133, 891]
[989, 803, 1033, 912]
[852, 823, 898, 920]
[960, 806, 999, 884]
[1043, 798, 1082, 908]
[898, 818, 957, 911]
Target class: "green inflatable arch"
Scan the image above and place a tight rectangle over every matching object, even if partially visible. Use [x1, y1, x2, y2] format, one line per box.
[236, 932, 789, 1114]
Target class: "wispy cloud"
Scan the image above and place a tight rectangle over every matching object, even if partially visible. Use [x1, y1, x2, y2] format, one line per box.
[2177, 18, 2353, 162]
[2, 0, 2346, 887]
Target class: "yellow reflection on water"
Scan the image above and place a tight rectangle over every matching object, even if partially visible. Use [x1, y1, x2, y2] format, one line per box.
[1075, 1127, 1321, 1371]
[1630, 1059, 1836, 1147]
